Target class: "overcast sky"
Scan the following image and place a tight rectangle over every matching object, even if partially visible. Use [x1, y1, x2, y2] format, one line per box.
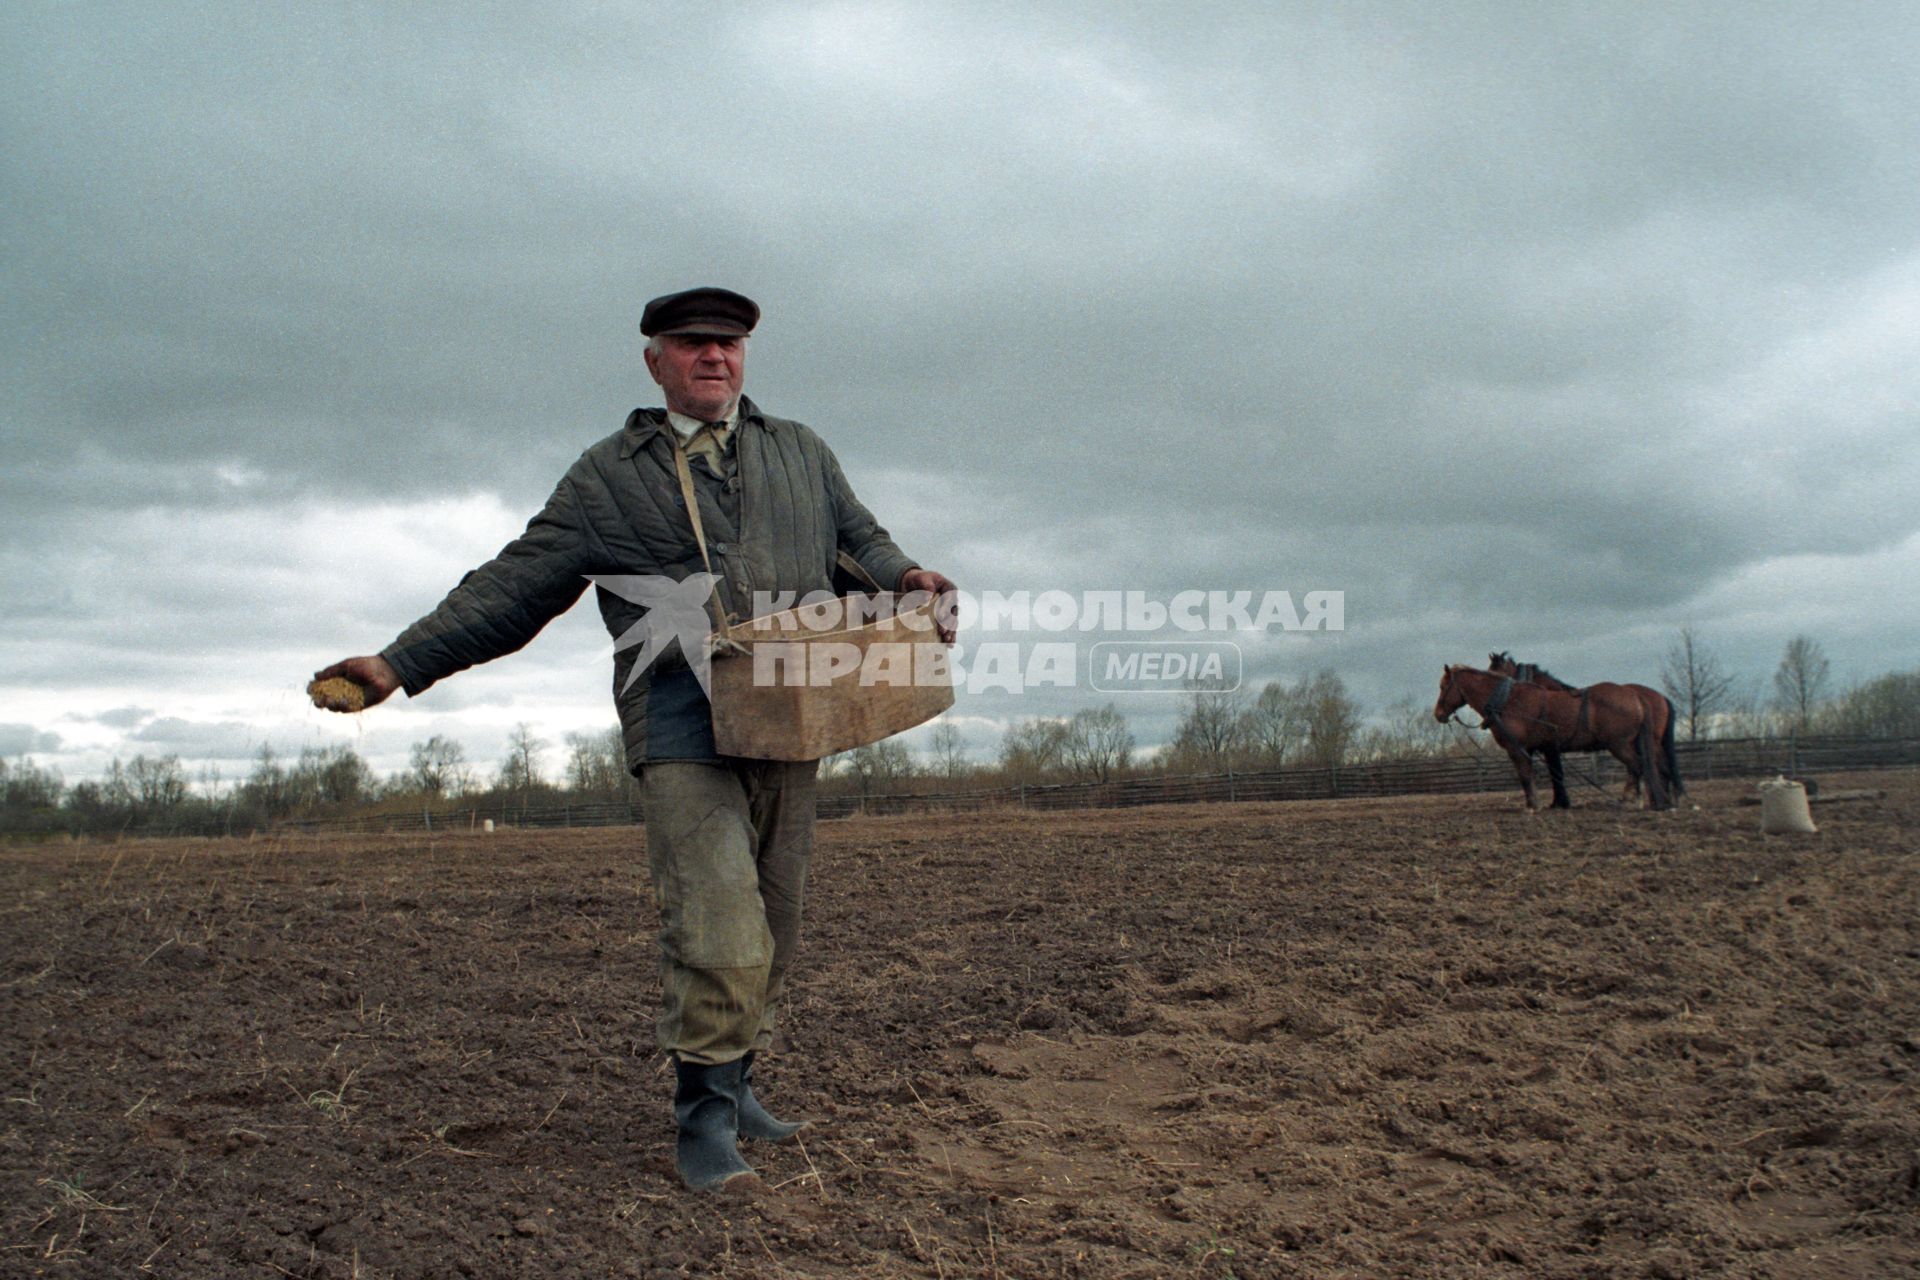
[5, 2, 1918, 784]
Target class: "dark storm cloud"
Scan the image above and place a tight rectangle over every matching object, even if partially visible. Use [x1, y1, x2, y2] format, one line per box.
[5, 3, 1919, 765]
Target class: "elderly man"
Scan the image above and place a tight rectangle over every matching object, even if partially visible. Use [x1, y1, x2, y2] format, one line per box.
[314, 287, 954, 1190]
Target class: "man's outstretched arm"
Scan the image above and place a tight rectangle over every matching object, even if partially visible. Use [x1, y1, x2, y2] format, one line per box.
[312, 472, 597, 711]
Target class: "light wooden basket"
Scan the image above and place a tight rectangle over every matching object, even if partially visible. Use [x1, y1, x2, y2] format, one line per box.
[709, 596, 954, 761]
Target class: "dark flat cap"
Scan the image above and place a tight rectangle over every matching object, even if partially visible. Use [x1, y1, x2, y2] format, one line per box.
[640, 286, 761, 337]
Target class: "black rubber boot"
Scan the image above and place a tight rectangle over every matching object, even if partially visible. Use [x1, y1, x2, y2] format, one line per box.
[672, 1057, 755, 1191]
[737, 1051, 806, 1144]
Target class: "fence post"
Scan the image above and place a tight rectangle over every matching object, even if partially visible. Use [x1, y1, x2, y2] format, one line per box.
[1226, 766, 1236, 803]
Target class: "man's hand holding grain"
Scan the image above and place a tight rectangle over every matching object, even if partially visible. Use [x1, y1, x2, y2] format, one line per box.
[308, 655, 401, 713]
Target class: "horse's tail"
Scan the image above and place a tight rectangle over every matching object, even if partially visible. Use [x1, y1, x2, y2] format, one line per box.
[1660, 695, 1685, 798]
[1639, 720, 1671, 810]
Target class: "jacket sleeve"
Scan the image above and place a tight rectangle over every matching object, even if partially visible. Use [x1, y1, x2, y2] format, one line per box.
[380, 474, 595, 696]
[822, 444, 918, 592]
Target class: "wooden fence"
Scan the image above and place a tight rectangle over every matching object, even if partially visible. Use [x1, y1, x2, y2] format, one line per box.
[263, 735, 1920, 836]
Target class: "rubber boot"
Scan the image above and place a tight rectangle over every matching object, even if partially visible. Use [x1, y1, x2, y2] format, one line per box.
[737, 1051, 806, 1143]
[672, 1057, 755, 1191]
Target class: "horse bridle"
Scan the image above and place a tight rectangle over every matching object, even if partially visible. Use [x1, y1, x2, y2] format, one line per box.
[1448, 669, 1592, 739]
[1439, 667, 1507, 730]
[1440, 668, 1469, 726]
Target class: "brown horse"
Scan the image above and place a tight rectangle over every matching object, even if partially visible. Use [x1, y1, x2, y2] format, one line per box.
[1488, 651, 1685, 806]
[1434, 665, 1672, 811]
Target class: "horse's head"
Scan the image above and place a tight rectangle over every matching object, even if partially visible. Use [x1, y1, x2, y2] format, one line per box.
[1434, 665, 1467, 722]
[1488, 651, 1517, 675]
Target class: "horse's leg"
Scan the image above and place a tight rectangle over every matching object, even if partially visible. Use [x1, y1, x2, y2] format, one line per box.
[1616, 726, 1644, 803]
[1659, 701, 1686, 800]
[1616, 730, 1641, 802]
[1640, 723, 1670, 811]
[1605, 739, 1644, 808]
[1507, 745, 1538, 811]
[1544, 748, 1570, 809]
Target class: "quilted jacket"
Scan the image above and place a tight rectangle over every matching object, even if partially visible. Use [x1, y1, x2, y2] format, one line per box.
[380, 397, 918, 769]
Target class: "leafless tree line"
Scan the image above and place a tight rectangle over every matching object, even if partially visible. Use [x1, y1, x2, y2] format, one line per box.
[825, 670, 1455, 799]
[6, 633, 1917, 834]
[1658, 628, 1904, 741]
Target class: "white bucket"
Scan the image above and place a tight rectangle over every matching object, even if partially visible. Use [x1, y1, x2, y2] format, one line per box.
[482, 819, 495, 834]
[1758, 777, 1817, 834]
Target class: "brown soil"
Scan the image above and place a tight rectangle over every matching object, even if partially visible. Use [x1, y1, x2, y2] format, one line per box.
[3, 774, 1917, 1278]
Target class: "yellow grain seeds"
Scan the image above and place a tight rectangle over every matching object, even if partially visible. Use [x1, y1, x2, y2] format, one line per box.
[308, 677, 368, 713]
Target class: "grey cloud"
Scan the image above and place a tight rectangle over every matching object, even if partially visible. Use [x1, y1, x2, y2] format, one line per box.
[88, 706, 154, 729]
[0, 724, 62, 755]
[128, 717, 263, 757]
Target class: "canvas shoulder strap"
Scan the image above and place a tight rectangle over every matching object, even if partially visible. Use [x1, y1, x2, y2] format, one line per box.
[836, 549, 881, 591]
[667, 431, 736, 636]
[672, 427, 883, 625]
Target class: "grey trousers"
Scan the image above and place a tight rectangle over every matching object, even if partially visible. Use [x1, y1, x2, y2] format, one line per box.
[641, 759, 819, 1065]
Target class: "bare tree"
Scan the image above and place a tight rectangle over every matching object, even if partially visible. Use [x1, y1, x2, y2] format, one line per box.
[1773, 634, 1832, 732]
[1660, 626, 1737, 741]
[1170, 684, 1246, 769]
[565, 731, 600, 793]
[243, 745, 291, 816]
[1364, 695, 1459, 761]
[999, 718, 1071, 783]
[925, 721, 970, 784]
[1823, 670, 1920, 738]
[498, 723, 547, 796]
[296, 744, 372, 807]
[0, 758, 65, 830]
[844, 740, 913, 798]
[1062, 704, 1134, 783]
[566, 727, 629, 796]
[408, 735, 471, 799]
[1241, 679, 1306, 766]
[1298, 670, 1362, 767]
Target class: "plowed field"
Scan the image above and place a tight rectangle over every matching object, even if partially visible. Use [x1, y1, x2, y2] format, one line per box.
[4, 775, 1918, 1278]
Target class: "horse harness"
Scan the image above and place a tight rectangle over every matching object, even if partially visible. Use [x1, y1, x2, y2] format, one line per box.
[1478, 674, 1592, 749]
[1481, 675, 1515, 738]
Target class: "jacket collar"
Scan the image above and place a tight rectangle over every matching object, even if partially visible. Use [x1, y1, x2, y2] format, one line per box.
[620, 395, 773, 458]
